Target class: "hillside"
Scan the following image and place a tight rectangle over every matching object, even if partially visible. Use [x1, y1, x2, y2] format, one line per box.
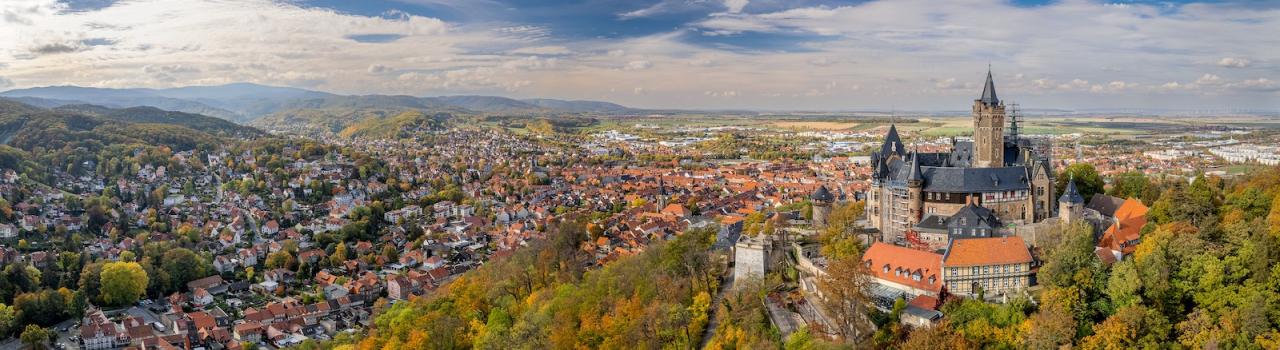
[337, 110, 450, 139]
[1, 84, 641, 122]
[340, 221, 732, 350]
[0, 100, 263, 177]
[54, 104, 264, 138]
[522, 98, 631, 113]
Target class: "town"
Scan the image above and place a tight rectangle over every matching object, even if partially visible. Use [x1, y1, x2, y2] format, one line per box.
[0, 66, 1276, 350]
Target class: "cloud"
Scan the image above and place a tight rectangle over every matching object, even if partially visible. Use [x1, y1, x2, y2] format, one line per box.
[1226, 78, 1279, 92]
[30, 41, 84, 55]
[0, 0, 1276, 110]
[143, 64, 200, 74]
[1195, 74, 1223, 85]
[510, 46, 571, 55]
[724, 0, 749, 14]
[346, 34, 406, 43]
[1216, 57, 1252, 68]
[624, 60, 652, 71]
[0, 76, 12, 88]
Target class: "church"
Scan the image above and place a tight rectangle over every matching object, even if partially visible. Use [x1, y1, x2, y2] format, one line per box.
[864, 71, 1057, 246]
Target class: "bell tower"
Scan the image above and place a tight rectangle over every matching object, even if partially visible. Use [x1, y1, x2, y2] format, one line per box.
[973, 69, 1006, 168]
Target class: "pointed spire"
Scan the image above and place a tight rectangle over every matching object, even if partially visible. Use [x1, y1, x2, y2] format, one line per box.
[980, 69, 999, 106]
[880, 124, 903, 156]
[1059, 175, 1084, 204]
[811, 185, 834, 202]
[907, 151, 923, 184]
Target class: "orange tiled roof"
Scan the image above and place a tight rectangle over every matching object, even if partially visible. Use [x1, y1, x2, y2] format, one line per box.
[944, 237, 1032, 266]
[863, 242, 944, 294]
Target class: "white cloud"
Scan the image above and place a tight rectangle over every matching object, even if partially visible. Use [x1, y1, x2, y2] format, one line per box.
[1226, 78, 1279, 92]
[0, 0, 1276, 110]
[624, 60, 653, 71]
[1195, 74, 1223, 85]
[724, 0, 749, 14]
[1217, 57, 1251, 68]
[510, 46, 571, 55]
[0, 76, 12, 88]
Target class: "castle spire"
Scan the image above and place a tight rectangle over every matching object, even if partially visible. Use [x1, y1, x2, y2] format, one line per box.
[980, 69, 999, 106]
[907, 150, 923, 184]
[1059, 175, 1084, 204]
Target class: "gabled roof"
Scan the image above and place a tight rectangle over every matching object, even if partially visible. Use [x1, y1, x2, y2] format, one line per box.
[943, 236, 1031, 267]
[1086, 193, 1125, 217]
[947, 203, 1001, 230]
[862, 242, 943, 294]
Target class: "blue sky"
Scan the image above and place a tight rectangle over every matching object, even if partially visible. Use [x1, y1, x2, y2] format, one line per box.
[1, 0, 1277, 110]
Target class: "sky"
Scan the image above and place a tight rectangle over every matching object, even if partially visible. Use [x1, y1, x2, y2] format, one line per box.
[0, 0, 1277, 111]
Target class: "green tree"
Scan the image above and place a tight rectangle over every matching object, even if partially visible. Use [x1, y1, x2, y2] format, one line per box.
[1106, 260, 1142, 308]
[161, 248, 209, 292]
[20, 324, 50, 350]
[0, 303, 16, 338]
[1107, 171, 1158, 203]
[100, 261, 148, 306]
[1057, 163, 1104, 200]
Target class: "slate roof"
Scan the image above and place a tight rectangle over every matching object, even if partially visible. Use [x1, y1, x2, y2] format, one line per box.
[811, 185, 834, 202]
[980, 70, 999, 105]
[1086, 193, 1125, 217]
[914, 214, 950, 233]
[918, 166, 1030, 193]
[1060, 178, 1085, 204]
[947, 203, 1001, 230]
[879, 124, 904, 157]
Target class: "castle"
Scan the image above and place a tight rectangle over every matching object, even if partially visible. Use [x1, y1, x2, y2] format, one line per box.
[864, 71, 1057, 246]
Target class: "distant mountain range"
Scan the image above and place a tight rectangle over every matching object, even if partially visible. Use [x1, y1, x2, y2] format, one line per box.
[0, 83, 638, 123]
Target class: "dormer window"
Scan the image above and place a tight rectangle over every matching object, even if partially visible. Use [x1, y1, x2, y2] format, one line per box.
[928, 276, 936, 284]
[883, 265, 890, 273]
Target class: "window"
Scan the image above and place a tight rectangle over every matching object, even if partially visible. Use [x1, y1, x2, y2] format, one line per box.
[983, 266, 989, 274]
[972, 266, 979, 275]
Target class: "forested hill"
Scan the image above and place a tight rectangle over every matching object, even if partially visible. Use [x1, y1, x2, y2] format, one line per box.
[53, 104, 263, 138]
[0, 99, 268, 184]
[324, 219, 756, 350]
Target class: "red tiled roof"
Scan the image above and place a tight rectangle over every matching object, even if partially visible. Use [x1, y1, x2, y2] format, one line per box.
[862, 242, 944, 294]
[944, 237, 1032, 266]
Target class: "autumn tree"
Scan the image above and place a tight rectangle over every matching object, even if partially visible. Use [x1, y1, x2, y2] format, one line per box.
[100, 261, 148, 306]
[20, 324, 50, 350]
[818, 254, 874, 341]
[1079, 305, 1171, 349]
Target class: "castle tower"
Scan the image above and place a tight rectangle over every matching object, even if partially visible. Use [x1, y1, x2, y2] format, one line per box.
[811, 185, 834, 228]
[906, 151, 924, 226]
[1059, 176, 1085, 225]
[973, 69, 1006, 168]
